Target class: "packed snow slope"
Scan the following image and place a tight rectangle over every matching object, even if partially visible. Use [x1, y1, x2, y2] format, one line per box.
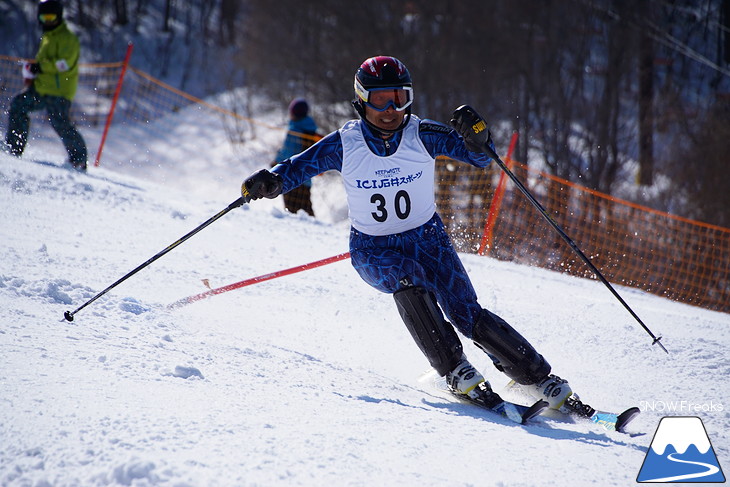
[1, 114, 728, 487]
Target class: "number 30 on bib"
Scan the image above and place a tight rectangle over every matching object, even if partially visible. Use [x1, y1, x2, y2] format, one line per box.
[370, 190, 411, 222]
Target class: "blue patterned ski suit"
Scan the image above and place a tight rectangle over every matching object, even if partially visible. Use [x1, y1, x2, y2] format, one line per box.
[271, 117, 492, 338]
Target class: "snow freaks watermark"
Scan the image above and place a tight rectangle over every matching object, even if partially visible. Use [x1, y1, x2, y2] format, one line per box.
[637, 416, 726, 483]
[640, 400, 724, 413]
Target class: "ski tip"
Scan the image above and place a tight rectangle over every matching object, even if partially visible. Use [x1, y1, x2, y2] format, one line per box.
[616, 406, 641, 432]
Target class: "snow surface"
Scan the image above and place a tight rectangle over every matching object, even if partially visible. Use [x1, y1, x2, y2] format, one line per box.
[1, 107, 729, 487]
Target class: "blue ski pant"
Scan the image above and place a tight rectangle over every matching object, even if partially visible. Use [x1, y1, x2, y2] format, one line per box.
[349, 213, 482, 337]
[5, 85, 87, 166]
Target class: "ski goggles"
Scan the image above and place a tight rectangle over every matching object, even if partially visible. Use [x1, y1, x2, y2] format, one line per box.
[39, 13, 59, 23]
[355, 79, 413, 112]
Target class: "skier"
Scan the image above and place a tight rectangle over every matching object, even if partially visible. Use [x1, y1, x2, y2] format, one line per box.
[241, 56, 573, 411]
[273, 98, 320, 216]
[3, 0, 88, 171]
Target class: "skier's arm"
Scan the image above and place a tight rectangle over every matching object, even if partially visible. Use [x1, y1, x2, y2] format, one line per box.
[271, 130, 344, 194]
[418, 108, 494, 168]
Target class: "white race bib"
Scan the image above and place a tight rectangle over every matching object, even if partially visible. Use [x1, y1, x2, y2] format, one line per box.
[340, 117, 436, 236]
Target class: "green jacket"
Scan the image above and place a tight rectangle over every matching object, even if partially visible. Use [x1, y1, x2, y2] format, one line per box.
[34, 22, 80, 101]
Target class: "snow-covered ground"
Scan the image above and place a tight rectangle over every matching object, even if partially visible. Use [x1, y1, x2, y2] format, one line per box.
[1, 108, 728, 487]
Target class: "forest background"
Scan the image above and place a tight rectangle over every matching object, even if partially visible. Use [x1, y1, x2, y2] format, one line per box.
[1, 0, 729, 228]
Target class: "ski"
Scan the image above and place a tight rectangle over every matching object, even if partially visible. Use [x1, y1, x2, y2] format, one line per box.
[561, 396, 641, 434]
[421, 371, 548, 424]
[454, 388, 549, 425]
[503, 380, 641, 434]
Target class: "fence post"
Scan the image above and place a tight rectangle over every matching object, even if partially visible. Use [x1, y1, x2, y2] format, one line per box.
[94, 42, 133, 167]
[478, 132, 518, 255]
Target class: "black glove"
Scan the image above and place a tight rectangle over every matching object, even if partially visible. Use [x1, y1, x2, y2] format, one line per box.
[29, 63, 41, 75]
[449, 105, 491, 153]
[241, 169, 283, 201]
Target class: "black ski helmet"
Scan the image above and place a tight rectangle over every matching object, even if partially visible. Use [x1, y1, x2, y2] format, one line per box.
[352, 56, 413, 135]
[38, 0, 63, 24]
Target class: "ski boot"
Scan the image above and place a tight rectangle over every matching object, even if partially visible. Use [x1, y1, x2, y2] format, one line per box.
[522, 374, 573, 411]
[445, 355, 487, 400]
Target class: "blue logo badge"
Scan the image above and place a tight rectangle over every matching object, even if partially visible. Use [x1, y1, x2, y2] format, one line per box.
[637, 416, 725, 483]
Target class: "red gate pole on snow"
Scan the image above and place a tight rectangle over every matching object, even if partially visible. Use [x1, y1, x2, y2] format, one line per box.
[94, 42, 133, 167]
[168, 252, 352, 309]
[477, 132, 518, 256]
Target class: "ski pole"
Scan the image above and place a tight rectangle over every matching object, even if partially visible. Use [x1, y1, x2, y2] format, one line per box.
[63, 196, 248, 322]
[483, 143, 668, 353]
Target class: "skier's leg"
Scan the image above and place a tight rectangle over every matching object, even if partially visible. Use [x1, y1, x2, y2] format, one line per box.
[472, 309, 550, 385]
[350, 240, 484, 395]
[408, 218, 572, 408]
[351, 241, 462, 373]
[395, 215, 484, 336]
[393, 282, 463, 376]
[350, 237, 427, 294]
[393, 283, 487, 396]
[45, 95, 87, 170]
[5, 87, 43, 156]
[472, 310, 572, 409]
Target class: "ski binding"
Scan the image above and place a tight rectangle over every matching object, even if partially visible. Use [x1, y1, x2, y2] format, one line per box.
[456, 384, 549, 424]
[562, 395, 641, 433]
[423, 371, 548, 424]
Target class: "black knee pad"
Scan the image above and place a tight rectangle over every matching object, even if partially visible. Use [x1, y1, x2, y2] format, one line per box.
[393, 285, 463, 376]
[472, 310, 550, 385]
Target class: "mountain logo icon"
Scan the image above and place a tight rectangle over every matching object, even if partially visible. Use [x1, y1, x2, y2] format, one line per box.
[637, 416, 726, 483]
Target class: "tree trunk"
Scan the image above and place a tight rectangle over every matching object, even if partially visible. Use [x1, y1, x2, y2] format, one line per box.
[638, 4, 654, 186]
[114, 0, 129, 26]
[163, 0, 172, 32]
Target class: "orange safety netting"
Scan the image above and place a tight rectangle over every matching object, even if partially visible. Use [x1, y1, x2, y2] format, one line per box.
[1, 55, 728, 313]
[436, 157, 730, 313]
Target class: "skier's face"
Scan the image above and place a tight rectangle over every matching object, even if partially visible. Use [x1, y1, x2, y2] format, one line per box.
[364, 104, 405, 136]
[38, 12, 61, 30]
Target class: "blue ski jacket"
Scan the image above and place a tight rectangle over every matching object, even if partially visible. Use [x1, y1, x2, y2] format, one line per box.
[272, 116, 492, 193]
[274, 116, 318, 188]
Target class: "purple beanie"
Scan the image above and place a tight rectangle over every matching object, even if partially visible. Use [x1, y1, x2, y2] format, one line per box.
[289, 98, 309, 119]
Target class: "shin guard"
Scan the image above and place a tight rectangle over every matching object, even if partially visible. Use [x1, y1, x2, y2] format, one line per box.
[472, 310, 550, 385]
[393, 286, 462, 376]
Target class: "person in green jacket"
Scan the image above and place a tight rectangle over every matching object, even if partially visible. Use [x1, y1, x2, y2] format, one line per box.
[4, 0, 87, 171]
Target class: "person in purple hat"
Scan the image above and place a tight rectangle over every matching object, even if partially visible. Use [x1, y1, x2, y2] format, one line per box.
[273, 98, 320, 216]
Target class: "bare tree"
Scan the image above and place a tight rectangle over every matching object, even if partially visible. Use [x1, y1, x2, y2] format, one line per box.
[219, 0, 239, 46]
[638, 0, 655, 186]
[667, 102, 730, 226]
[163, 0, 173, 32]
[114, 0, 129, 26]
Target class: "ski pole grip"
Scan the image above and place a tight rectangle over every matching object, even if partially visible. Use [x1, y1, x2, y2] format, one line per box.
[231, 195, 249, 208]
[240, 181, 255, 204]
